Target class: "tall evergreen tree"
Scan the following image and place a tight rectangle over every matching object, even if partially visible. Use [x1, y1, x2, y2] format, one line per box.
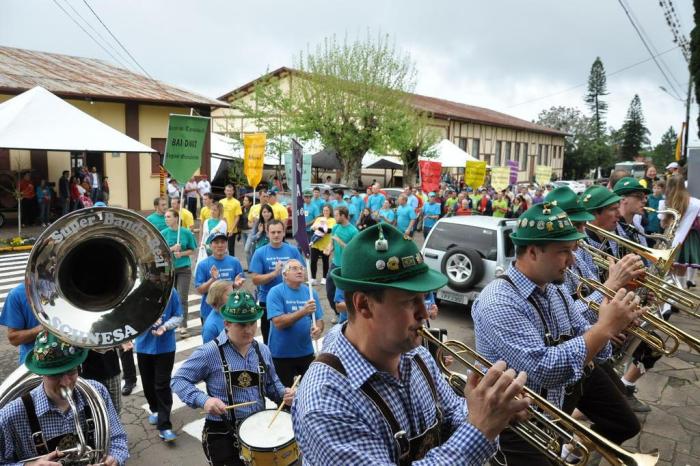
[584, 57, 609, 139]
[620, 94, 651, 160]
[651, 126, 678, 168]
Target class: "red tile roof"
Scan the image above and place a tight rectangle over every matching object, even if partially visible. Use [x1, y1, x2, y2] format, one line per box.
[0, 46, 227, 108]
[219, 67, 567, 137]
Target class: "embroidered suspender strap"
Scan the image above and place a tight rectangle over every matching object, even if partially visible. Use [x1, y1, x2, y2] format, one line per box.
[251, 341, 267, 399]
[216, 343, 237, 426]
[314, 353, 410, 459]
[21, 393, 49, 456]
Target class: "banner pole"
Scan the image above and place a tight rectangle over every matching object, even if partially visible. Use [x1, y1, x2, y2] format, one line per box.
[176, 187, 184, 245]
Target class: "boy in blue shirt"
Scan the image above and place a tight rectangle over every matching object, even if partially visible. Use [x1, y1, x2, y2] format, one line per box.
[396, 194, 417, 236]
[422, 192, 443, 236]
[0, 283, 40, 365]
[266, 259, 324, 386]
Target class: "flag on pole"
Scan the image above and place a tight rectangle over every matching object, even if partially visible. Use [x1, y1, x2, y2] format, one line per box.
[291, 139, 310, 258]
[163, 114, 210, 184]
[243, 133, 266, 189]
[675, 122, 686, 161]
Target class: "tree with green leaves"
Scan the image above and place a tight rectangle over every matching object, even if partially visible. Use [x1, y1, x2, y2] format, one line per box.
[619, 94, 651, 160]
[535, 106, 613, 179]
[383, 107, 440, 186]
[584, 57, 609, 139]
[649, 126, 678, 168]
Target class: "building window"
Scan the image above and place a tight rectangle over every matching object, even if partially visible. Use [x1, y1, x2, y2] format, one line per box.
[537, 144, 543, 165]
[514, 143, 521, 169]
[521, 143, 528, 171]
[471, 138, 480, 160]
[543, 145, 549, 165]
[494, 141, 502, 166]
[504, 141, 511, 162]
[457, 137, 467, 151]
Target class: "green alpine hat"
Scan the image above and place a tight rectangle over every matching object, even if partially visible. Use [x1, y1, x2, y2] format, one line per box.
[613, 176, 651, 196]
[330, 223, 447, 293]
[580, 185, 621, 212]
[544, 186, 595, 223]
[510, 202, 585, 246]
[25, 330, 88, 376]
[303, 190, 312, 196]
[220, 290, 264, 323]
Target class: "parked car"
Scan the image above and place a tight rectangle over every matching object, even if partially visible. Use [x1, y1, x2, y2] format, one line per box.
[310, 183, 352, 197]
[553, 180, 586, 194]
[421, 215, 517, 307]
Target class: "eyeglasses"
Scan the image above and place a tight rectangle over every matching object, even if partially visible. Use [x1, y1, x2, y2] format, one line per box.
[287, 266, 305, 271]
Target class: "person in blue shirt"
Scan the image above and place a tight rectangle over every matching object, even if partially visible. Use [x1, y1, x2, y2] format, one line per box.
[367, 184, 386, 213]
[343, 194, 359, 225]
[266, 259, 324, 386]
[249, 220, 304, 344]
[350, 188, 365, 224]
[134, 289, 182, 442]
[161, 208, 197, 338]
[311, 187, 325, 214]
[201, 280, 234, 344]
[303, 190, 319, 233]
[171, 290, 295, 466]
[645, 179, 665, 234]
[0, 283, 41, 365]
[195, 232, 245, 325]
[395, 194, 417, 236]
[422, 192, 443, 236]
[377, 200, 395, 225]
[333, 286, 347, 324]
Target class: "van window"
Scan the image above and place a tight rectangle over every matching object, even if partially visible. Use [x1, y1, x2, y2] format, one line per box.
[502, 228, 515, 258]
[425, 223, 498, 260]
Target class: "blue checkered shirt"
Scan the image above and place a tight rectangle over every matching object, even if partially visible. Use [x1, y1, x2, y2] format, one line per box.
[0, 379, 128, 466]
[472, 265, 611, 408]
[561, 246, 604, 325]
[291, 328, 497, 465]
[171, 331, 285, 421]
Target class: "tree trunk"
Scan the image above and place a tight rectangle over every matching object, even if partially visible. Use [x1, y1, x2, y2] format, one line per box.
[403, 165, 419, 188]
[340, 156, 363, 187]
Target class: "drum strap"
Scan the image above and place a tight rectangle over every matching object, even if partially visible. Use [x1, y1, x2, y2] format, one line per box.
[216, 342, 238, 428]
[315, 352, 441, 462]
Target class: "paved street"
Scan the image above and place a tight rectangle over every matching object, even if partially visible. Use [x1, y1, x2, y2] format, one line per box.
[0, 226, 699, 465]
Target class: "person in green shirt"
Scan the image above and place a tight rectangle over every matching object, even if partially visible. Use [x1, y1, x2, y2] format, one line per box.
[146, 197, 168, 233]
[325, 206, 359, 323]
[492, 191, 509, 218]
[444, 189, 458, 213]
[161, 208, 197, 338]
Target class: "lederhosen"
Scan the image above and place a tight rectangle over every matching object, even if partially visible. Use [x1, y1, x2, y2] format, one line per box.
[316, 352, 445, 465]
[21, 392, 96, 466]
[493, 275, 585, 466]
[202, 340, 268, 466]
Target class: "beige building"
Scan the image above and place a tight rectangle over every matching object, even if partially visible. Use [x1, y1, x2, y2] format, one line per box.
[214, 67, 568, 182]
[0, 46, 227, 210]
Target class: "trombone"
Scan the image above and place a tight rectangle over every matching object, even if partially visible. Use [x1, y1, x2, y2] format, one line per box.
[568, 270, 700, 356]
[577, 241, 700, 318]
[418, 328, 659, 466]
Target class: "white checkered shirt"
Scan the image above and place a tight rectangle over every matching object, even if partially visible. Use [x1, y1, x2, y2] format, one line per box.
[472, 265, 611, 408]
[292, 328, 497, 465]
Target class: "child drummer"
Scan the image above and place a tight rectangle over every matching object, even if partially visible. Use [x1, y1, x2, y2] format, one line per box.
[172, 290, 296, 466]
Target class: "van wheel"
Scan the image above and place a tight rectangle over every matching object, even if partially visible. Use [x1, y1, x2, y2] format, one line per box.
[440, 248, 484, 292]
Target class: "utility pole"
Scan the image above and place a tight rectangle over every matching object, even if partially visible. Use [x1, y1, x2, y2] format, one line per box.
[684, 74, 692, 160]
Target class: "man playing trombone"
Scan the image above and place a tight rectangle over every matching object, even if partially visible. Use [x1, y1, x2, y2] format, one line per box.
[293, 223, 531, 465]
[473, 203, 645, 465]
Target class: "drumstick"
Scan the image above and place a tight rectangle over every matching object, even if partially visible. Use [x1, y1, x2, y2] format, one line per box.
[268, 375, 301, 428]
[199, 400, 257, 414]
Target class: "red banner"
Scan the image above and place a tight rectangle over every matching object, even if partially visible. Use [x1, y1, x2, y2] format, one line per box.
[419, 160, 442, 193]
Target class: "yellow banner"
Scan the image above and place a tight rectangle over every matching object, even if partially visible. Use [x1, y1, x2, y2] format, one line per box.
[675, 122, 685, 161]
[464, 160, 487, 190]
[535, 165, 553, 186]
[243, 133, 266, 188]
[491, 166, 510, 192]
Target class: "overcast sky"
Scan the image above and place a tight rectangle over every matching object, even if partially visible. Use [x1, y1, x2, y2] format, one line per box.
[2, 0, 696, 147]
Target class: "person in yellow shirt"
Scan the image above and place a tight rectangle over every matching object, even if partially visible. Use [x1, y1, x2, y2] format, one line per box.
[219, 184, 242, 256]
[309, 205, 336, 285]
[267, 191, 289, 223]
[247, 189, 269, 224]
[171, 197, 195, 230]
[199, 192, 214, 223]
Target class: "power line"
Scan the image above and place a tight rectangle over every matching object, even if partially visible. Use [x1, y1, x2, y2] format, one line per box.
[617, 0, 684, 100]
[506, 45, 680, 109]
[51, 0, 130, 70]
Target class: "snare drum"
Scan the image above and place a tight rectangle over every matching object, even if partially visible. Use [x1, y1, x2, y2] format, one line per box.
[238, 409, 299, 465]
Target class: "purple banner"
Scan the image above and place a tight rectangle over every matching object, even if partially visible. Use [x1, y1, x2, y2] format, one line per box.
[508, 160, 518, 185]
[292, 140, 310, 258]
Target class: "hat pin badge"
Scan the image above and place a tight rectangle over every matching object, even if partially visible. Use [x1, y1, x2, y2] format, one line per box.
[375, 225, 388, 252]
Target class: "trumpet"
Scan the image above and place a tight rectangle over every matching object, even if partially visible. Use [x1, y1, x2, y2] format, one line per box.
[577, 241, 700, 318]
[585, 223, 681, 277]
[642, 207, 681, 247]
[418, 328, 659, 466]
[569, 270, 700, 356]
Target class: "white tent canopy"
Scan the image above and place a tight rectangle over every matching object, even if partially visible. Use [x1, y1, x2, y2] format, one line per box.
[0, 86, 156, 153]
[425, 139, 479, 168]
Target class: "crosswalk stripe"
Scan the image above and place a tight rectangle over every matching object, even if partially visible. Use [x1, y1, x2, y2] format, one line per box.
[0, 253, 30, 262]
[0, 264, 28, 275]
